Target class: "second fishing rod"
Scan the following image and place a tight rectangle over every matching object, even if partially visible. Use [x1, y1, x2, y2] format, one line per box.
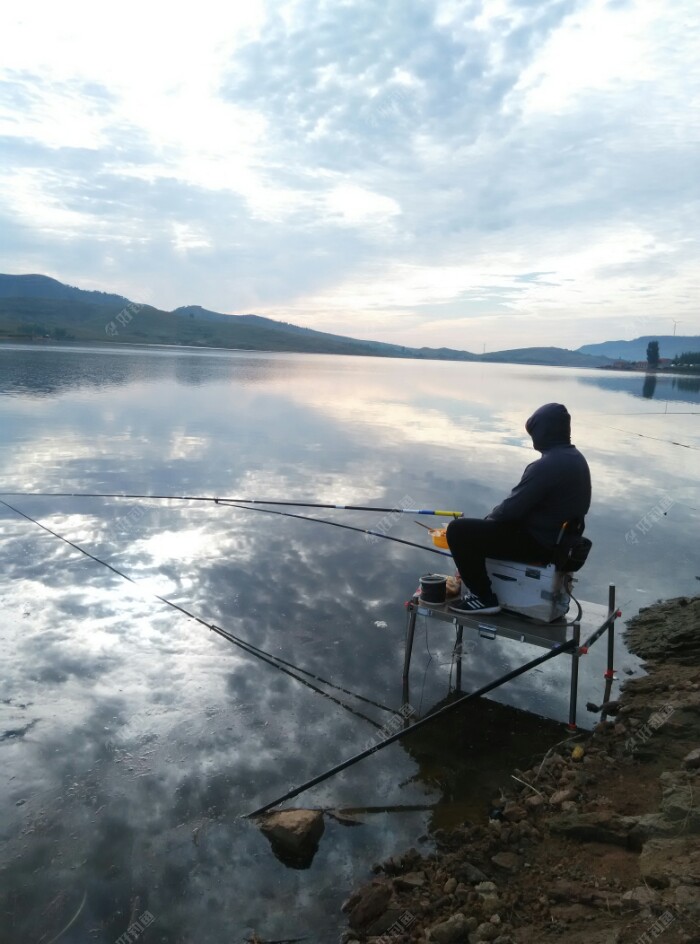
[0, 491, 464, 518]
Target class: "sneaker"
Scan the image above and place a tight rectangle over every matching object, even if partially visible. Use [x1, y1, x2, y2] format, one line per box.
[448, 592, 501, 615]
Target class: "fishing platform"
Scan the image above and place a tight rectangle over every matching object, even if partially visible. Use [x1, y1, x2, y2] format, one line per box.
[403, 584, 619, 730]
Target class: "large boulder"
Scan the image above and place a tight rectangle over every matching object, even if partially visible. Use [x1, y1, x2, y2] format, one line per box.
[548, 811, 638, 846]
[258, 808, 324, 868]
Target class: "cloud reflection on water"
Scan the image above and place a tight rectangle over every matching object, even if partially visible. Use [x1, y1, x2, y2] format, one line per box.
[0, 345, 697, 942]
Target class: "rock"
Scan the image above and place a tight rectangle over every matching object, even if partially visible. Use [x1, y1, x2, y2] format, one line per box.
[550, 788, 577, 806]
[461, 861, 489, 884]
[524, 794, 546, 811]
[426, 912, 470, 943]
[394, 870, 426, 890]
[490, 852, 521, 873]
[639, 837, 700, 890]
[503, 802, 526, 823]
[344, 882, 392, 929]
[475, 881, 498, 896]
[258, 809, 325, 867]
[474, 920, 499, 941]
[547, 880, 585, 902]
[443, 877, 457, 894]
[621, 886, 659, 908]
[683, 747, 700, 769]
[663, 884, 700, 916]
[561, 801, 578, 813]
[658, 770, 700, 832]
[548, 811, 636, 846]
[365, 906, 407, 937]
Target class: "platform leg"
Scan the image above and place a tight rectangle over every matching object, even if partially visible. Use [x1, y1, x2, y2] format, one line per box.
[568, 622, 581, 730]
[606, 583, 616, 678]
[403, 603, 418, 683]
[455, 623, 464, 694]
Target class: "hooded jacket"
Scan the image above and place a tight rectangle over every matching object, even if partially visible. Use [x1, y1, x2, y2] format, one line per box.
[487, 403, 591, 550]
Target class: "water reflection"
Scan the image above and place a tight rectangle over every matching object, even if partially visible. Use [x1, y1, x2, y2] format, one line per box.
[577, 367, 700, 405]
[0, 345, 698, 943]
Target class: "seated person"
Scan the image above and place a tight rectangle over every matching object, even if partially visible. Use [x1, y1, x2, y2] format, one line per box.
[446, 402, 591, 615]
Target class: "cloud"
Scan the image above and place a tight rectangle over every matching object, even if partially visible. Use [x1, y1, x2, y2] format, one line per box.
[0, 0, 698, 346]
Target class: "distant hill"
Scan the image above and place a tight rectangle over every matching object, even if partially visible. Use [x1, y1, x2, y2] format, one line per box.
[0, 272, 612, 368]
[577, 335, 700, 361]
[0, 273, 129, 308]
[480, 346, 610, 368]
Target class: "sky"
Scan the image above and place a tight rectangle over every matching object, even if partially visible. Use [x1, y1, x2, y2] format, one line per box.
[0, 0, 698, 351]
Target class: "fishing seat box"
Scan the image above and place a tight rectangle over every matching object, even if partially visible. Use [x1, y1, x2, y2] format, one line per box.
[485, 559, 571, 623]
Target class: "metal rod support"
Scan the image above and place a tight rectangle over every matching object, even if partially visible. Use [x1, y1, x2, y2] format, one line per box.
[568, 622, 581, 730]
[247, 638, 576, 817]
[403, 601, 418, 681]
[455, 623, 464, 694]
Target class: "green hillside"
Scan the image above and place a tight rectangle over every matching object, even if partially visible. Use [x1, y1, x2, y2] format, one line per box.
[0, 273, 613, 368]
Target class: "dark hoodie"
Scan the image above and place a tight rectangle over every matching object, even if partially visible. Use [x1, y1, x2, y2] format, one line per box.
[487, 403, 591, 549]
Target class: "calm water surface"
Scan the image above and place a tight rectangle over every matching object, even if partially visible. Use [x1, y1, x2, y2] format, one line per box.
[1, 344, 698, 943]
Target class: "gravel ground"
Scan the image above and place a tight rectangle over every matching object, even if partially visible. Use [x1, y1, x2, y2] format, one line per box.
[340, 596, 700, 944]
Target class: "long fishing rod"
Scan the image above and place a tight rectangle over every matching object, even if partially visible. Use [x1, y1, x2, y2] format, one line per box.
[0, 491, 464, 517]
[220, 501, 452, 557]
[0, 498, 394, 728]
[0, 490, 452, 557]
[248, 638, 577, 817]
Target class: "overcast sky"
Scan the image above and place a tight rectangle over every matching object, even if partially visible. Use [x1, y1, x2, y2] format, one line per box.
[0, 0, 698, 350]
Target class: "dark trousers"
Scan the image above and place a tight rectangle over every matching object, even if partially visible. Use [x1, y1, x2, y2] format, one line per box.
[446, 518, 551, 599]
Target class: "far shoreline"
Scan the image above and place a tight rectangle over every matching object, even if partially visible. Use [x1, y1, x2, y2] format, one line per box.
[1, 337, 698, 375]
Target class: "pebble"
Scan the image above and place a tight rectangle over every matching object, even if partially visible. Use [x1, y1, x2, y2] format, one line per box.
[474, 920, 499, 941]
[682, 747, 700, 769]
[525, 794, 545, 810]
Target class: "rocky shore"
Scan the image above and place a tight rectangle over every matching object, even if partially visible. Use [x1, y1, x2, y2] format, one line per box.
[341, 595, 700, 944]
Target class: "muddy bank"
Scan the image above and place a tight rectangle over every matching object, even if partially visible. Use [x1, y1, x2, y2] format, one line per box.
[341, 596, 700, 944]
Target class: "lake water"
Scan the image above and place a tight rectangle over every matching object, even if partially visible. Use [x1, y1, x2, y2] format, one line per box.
[1, 344, 698, 943]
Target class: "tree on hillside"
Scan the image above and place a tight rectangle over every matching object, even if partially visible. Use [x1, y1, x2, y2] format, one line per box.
[646, 340, 660, 368]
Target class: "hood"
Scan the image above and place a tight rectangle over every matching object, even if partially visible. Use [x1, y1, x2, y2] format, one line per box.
[526, 402, 571, 451]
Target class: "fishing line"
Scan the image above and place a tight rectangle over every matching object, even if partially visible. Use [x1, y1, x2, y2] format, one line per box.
[601, 426, 699, 450]
[0, 492, 454, 555]
[0, 498, 390, 728]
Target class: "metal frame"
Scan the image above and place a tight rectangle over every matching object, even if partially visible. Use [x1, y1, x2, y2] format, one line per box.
[403, 585, 617, 729]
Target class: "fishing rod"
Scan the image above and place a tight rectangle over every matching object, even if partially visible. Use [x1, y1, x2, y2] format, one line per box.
[0, 491, 464, 517]
[0, 490, 452, 557]
[248, 637, 577, 817]
[0, 498, 396, 728]
[219, 501, 452, 557]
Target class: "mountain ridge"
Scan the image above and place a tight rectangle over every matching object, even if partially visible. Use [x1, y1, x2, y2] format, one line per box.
[577, 335, 699, 360]
[3, 273, 695, 367]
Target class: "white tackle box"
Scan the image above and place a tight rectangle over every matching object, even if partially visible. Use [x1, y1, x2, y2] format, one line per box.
[485, 559, 572, 622]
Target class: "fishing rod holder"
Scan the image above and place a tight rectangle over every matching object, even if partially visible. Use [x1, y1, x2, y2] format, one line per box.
[403, 583, 619, 731]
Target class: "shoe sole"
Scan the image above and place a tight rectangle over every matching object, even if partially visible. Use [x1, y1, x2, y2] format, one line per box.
[448, 603, 501, 615]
